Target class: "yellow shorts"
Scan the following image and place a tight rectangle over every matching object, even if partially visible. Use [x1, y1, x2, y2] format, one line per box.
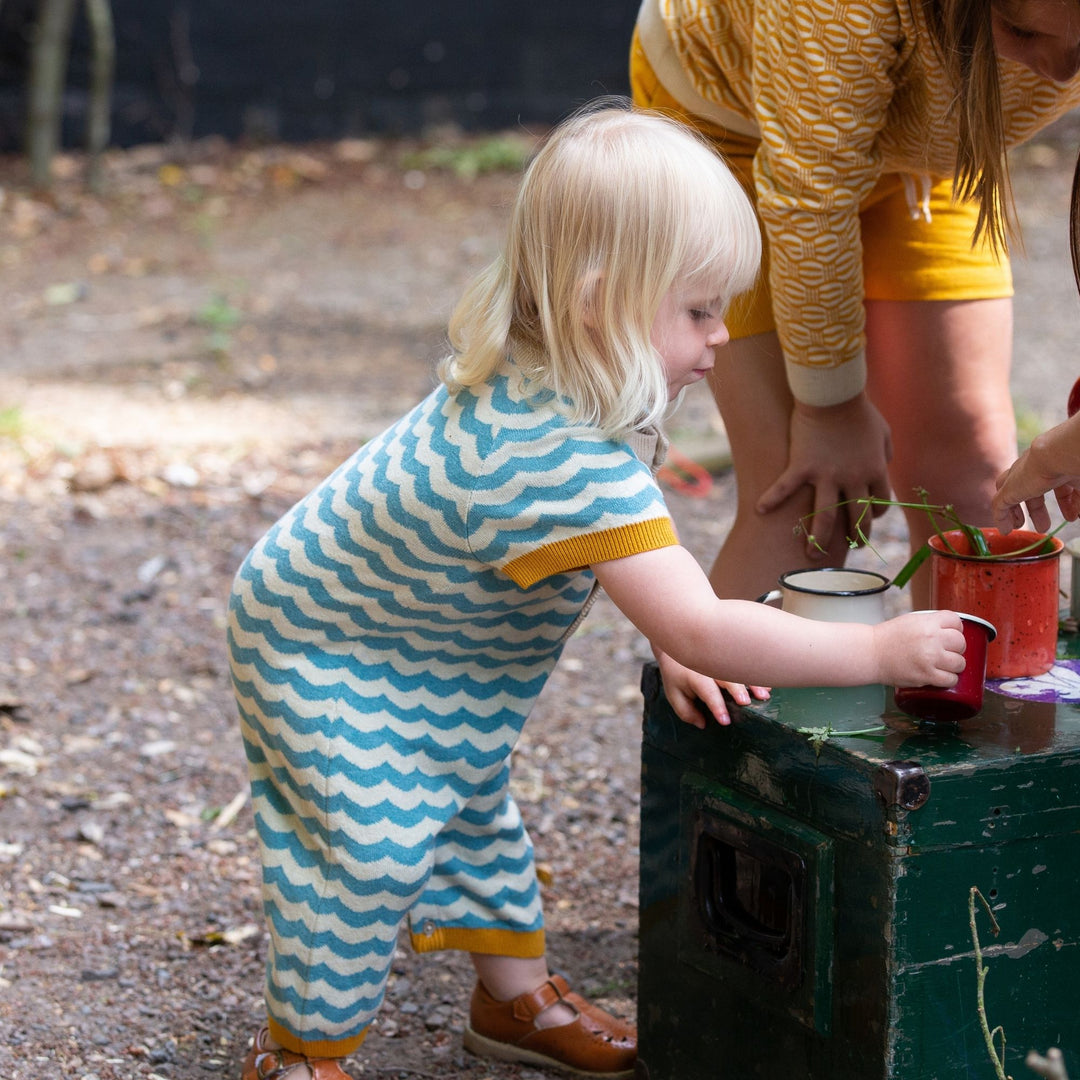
[629, 32, 1013, 340]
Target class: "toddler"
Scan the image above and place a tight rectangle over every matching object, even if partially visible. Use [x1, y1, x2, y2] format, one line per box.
[227, 99, 967, 1080]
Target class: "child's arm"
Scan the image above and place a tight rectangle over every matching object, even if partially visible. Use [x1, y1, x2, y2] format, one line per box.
[992, 413, 1080, 533]
[592, 544, 965, 692]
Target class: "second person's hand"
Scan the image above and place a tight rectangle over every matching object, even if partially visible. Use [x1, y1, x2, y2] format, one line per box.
[756, 391, 894, 555]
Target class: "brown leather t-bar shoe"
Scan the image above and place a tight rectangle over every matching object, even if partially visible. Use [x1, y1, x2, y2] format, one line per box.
[463, 974, 636, 1078]
[241, 1027, 354, 1080]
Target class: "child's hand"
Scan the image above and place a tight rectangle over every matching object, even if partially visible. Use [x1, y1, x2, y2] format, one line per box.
[872, 610, 967, 688]
[655, 650, 770, 728]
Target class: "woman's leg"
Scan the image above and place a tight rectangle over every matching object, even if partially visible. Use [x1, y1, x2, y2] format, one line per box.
[865, 296, 1017, 608]
[707, 331, 856, 600]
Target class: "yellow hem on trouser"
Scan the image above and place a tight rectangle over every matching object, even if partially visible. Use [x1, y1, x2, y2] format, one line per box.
[630, 28, 1013, 342]
[267, 1017, 369, 1060]
[410, 923, 546, 958]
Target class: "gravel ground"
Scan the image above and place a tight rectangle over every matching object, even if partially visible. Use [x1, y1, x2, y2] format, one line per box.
[1, 119, 1079, 1080]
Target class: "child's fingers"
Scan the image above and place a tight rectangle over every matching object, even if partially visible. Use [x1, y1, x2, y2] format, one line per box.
[718, 680, 751, 706]
[693, 680, 737, 726]
[663, 685, 709, 729]
[717, 681, 772, 702]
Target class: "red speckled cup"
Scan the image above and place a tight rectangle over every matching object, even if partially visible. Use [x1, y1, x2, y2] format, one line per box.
[894, 613, 997, 723]
[928, 529, 1063, 678]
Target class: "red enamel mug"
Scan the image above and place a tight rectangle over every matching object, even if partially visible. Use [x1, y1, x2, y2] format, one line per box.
[894, 613, 997, 723]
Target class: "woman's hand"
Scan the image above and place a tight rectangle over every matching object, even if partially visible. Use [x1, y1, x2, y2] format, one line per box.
[992, 416, 1080, 533]
[757, 391, 893, 554]
[654, 649, 770, 728]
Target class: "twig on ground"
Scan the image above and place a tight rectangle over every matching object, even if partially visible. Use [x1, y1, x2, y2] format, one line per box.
[1026, 1048, 1070, 1080]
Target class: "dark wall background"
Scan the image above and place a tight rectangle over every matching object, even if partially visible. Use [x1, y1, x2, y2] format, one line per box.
[0, 2, 640, 152]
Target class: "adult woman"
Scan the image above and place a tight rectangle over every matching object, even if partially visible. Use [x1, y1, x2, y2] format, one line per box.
[631, 0, 1080, 606]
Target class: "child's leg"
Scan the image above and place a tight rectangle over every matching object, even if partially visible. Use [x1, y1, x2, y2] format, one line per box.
[470, 953, 576, 1025]
[464, 954, 636, 1077]
[237, 701, 435, 1064]
[411, 764, 635, 1076]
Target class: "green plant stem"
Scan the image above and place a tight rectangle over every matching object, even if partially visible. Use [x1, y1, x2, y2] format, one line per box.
[970, 885, 1012, 1080]
[796, 492, 1065, 591]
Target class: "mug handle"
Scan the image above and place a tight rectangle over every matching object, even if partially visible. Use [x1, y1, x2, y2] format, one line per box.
[757, 589, 782, 607]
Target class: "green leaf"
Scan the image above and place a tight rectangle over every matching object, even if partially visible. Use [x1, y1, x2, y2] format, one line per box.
[958, 522, 992, 557]
[891, 542, 932, 590]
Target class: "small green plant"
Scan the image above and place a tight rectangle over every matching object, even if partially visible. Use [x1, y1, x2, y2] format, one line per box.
[0, 405, 26, 440]
[970, 885, 1011, 1080]
[1014, 403, 1046, 452]
[196, 294, 241, 358]
[969, 885, 1074, 1080]
[400, 135, 531, 180]
[796, 722, 888, 755]
[796, 488, 1063, 590]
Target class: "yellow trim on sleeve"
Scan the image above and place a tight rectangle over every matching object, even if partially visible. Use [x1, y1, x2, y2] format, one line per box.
[410, 924, 547, 958]
[503, 517, 679, 588]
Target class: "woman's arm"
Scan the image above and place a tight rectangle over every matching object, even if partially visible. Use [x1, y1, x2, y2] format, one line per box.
[749, 1, 903, 549]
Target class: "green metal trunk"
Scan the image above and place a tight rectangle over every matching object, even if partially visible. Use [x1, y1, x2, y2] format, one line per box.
[637, 658, 1080, 1080]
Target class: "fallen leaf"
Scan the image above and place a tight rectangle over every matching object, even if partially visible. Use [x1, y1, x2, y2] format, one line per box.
[210, 789, 249, 831]
[184, 922, 260, 947]
[43, 282, 87, 306]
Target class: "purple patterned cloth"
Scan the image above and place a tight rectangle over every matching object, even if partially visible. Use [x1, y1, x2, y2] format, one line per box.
[988, 660, 1080, 703]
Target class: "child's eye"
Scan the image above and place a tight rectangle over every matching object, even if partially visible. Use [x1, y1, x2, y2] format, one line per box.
[690, 309, 713, 322]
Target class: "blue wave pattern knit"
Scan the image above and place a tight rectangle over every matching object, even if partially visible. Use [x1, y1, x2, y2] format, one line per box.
[226, 360, 676, 1054]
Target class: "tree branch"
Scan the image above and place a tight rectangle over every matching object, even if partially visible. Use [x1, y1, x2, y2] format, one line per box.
[1026, 1048, 1070, 1080]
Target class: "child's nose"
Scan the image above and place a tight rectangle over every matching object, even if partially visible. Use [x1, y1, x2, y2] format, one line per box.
[708, 320, 730, 347]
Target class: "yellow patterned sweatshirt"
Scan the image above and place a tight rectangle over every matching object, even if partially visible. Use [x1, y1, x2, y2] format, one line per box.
[638, 0, 1080, 405]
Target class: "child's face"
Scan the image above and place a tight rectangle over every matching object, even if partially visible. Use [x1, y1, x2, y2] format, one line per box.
[650, 286, 730, 399]
[991, 0, 1080, 82]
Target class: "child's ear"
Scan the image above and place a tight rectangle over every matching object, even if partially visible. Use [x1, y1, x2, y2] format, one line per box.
[578, 270, 604, 329]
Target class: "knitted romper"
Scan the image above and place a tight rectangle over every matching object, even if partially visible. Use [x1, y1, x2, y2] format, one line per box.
[226, 359, 677, 1057]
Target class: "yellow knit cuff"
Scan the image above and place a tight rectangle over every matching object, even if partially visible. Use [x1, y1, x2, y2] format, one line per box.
[503, 517, 678, 588]
[410, 924, 546, 958]
[266, 1018, 369, 1059]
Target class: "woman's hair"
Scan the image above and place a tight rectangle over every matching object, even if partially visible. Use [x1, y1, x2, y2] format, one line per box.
[926, 0, 1080, 288]
[923, 0, 1014, 254]
[441, 99, 761, 439]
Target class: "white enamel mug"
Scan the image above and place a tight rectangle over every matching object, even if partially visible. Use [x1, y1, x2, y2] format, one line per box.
[758, 567, 890, 624]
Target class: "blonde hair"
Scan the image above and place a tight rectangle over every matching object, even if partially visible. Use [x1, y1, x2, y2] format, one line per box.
[440, 100, 761, 439]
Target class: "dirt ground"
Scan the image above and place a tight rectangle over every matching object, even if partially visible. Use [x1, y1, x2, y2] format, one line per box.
[1, 118, 1079, 1080]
